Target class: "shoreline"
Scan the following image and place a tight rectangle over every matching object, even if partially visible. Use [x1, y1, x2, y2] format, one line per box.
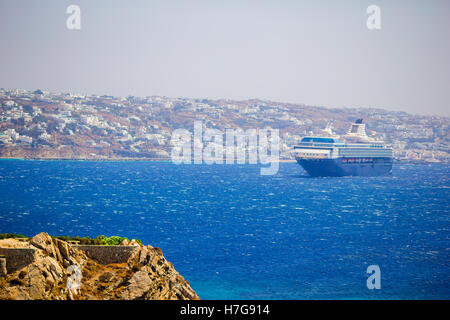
[0, 157, 298, 163]
[0, 157, 446, 164]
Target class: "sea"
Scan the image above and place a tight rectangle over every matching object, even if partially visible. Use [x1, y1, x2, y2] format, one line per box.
[0, 159, 448, 299]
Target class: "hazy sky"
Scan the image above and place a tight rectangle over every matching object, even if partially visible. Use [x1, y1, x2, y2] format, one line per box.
[0, 0, 449, 116]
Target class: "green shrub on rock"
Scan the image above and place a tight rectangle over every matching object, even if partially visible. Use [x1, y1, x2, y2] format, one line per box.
[104, 236, 129, 246]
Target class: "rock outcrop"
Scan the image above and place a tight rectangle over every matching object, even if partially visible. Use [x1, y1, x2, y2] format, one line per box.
[0, 233, 199, 300]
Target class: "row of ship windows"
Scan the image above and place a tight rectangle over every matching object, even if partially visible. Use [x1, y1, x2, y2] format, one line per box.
[339, 152, 392, 157]
[298, 143, 388, 148]
[298, 153, 327, 157]
[342, 158, 374, 163]
[340, 151, 391, 154]
[339, 153, 392, 157]
[339, 149, 391, 152]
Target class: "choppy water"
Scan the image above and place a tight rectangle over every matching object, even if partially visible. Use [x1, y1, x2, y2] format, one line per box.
[0, 160, 449, 299]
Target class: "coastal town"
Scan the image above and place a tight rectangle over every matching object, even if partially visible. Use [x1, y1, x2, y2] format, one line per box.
[0, 88, 448, 163]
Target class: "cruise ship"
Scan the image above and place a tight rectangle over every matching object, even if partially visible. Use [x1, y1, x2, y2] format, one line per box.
[294, 119, 393, 177]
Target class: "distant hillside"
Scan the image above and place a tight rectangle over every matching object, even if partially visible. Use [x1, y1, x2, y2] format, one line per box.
[0, 89, 448, 162]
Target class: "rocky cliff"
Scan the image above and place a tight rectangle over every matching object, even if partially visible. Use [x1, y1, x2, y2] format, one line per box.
[0, 233, 199, 300]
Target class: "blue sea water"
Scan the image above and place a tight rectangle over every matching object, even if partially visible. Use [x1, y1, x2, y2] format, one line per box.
[0, 160, 449, 299]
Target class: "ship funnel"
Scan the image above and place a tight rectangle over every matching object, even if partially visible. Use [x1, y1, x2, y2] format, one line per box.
[344, 119, 372, 142]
